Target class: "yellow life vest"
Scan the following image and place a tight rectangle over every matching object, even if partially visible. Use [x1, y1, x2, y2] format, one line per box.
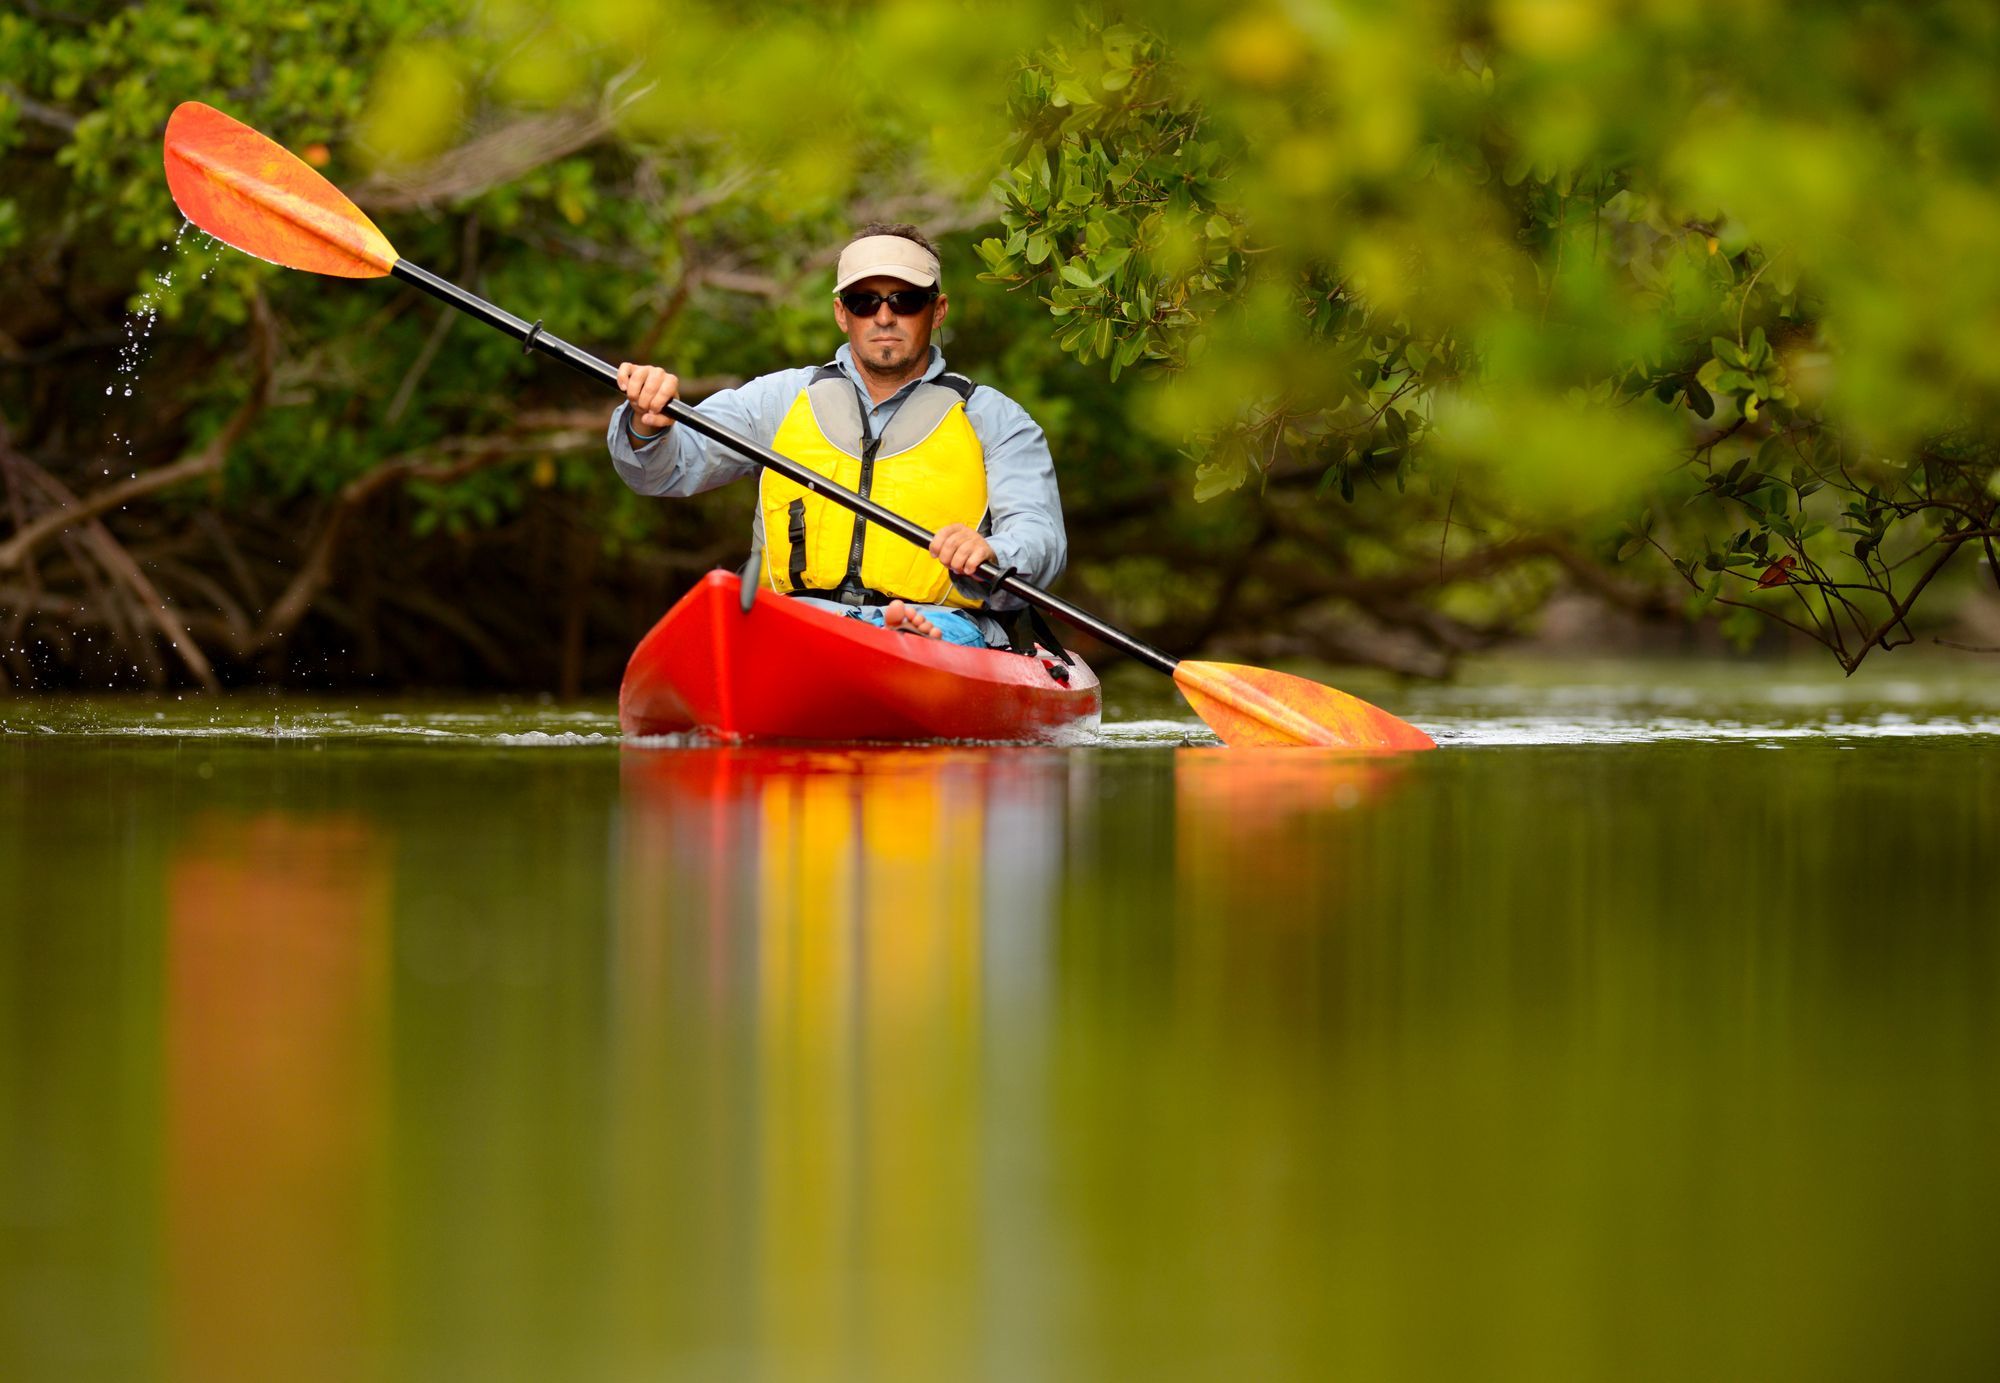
[759, 365, 988, 609]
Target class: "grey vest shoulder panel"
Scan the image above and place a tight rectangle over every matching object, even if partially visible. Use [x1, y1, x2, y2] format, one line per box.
[801, 370, 978, 461]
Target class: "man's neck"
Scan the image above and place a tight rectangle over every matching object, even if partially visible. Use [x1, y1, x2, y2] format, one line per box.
[852, 352, 930, 406]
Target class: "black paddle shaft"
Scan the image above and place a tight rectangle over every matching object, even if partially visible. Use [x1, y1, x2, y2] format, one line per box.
[391, 259, 1179, 673]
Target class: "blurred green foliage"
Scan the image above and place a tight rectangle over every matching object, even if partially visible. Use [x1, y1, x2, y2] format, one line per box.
[983, 2, 2000, 668]
[3, 0, 1998, 686]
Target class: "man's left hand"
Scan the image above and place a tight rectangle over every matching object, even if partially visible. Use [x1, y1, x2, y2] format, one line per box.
[930, 523, 995, 577]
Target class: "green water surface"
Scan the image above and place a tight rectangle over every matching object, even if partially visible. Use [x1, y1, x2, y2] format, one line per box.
[2, 663, 1997, 1380]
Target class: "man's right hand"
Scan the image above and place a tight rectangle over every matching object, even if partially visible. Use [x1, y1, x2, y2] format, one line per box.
[617, 362, 679, 434]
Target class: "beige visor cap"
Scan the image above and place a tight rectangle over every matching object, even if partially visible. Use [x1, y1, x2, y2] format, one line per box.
[834, 235, 941, 293]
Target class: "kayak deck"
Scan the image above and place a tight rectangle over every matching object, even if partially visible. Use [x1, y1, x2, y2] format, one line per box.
[619, 571, 1101, 743]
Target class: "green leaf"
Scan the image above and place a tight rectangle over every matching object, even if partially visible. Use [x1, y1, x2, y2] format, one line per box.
[1091, 246, 1132, 280]
[1689, 573, 1724, 616]
[1193, 451, 1248, 501]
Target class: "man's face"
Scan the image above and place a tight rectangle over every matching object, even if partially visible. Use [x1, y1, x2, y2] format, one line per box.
[834, 274, 948, 376]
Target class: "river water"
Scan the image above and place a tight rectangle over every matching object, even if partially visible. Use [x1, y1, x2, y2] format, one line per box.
[3, 661, 1997, 1380]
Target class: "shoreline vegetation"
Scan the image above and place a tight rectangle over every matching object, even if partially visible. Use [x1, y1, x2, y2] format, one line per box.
[4, 2, 1998, 691]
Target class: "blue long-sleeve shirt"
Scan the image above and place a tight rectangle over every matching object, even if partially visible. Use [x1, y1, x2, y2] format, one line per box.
[606, 344, 1065, 611]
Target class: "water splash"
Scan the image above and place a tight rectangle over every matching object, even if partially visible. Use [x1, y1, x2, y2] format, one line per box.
[101, 220, 213, 482]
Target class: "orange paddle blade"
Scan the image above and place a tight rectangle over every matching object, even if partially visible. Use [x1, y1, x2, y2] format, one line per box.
[1173, 660, 1436, 750]
[163, 102, 396, 278]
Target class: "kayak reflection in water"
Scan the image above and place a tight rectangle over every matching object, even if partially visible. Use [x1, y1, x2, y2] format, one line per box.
[607, 223, 1067, 649]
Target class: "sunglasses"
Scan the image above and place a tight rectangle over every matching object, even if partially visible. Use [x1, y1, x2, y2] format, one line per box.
[838, 287, 939, 316]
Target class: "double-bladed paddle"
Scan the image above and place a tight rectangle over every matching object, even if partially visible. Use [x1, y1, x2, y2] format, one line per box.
[162, 101, 1434, 749]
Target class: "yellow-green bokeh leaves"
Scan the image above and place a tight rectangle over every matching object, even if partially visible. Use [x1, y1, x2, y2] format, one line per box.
[1432, 389, 1679, 522]
[359, 42, 465, 168]
[1494, 0, 1611, 62]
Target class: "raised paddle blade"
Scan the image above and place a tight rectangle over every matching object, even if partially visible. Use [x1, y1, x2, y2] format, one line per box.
[1173, 660, 1436, 750]
[163, 102, 396, 278]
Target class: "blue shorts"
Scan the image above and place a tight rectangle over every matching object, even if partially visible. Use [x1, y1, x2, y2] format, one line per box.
[790, 596, 986, 648]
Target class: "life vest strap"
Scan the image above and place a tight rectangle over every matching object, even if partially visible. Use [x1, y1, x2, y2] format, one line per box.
[992, 586, 1074, 670]
[785, 499, 808, 591]
[787, 584, 896, 608]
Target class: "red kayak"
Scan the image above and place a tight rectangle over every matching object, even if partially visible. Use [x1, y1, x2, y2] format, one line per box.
[619, 571, 1101, 743]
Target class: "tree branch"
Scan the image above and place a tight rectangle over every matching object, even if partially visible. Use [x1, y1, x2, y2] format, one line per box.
[0, 292, 276, 572]
[250, 426, 597, 644]
[1841, 538, 1969, 672]
[350, 69, 653, 213]
[0, 82, 79, 133]
[11, 456, 219, 688]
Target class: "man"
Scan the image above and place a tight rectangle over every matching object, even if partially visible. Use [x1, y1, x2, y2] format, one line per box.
[607, 223, 1065, 648]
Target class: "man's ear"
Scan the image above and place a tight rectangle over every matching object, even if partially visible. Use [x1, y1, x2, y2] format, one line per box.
[932, 294, 949, 330]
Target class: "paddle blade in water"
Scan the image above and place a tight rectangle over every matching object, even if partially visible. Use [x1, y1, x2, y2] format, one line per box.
[163, 102, 397, 278]
[1173, 660, 1436, 751]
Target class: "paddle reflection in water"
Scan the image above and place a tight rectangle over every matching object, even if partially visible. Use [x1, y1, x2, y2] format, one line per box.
[612, 747, 1065, 1374]
[164, 813, 390, 1383]
[1173, 748, 1402, 912]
